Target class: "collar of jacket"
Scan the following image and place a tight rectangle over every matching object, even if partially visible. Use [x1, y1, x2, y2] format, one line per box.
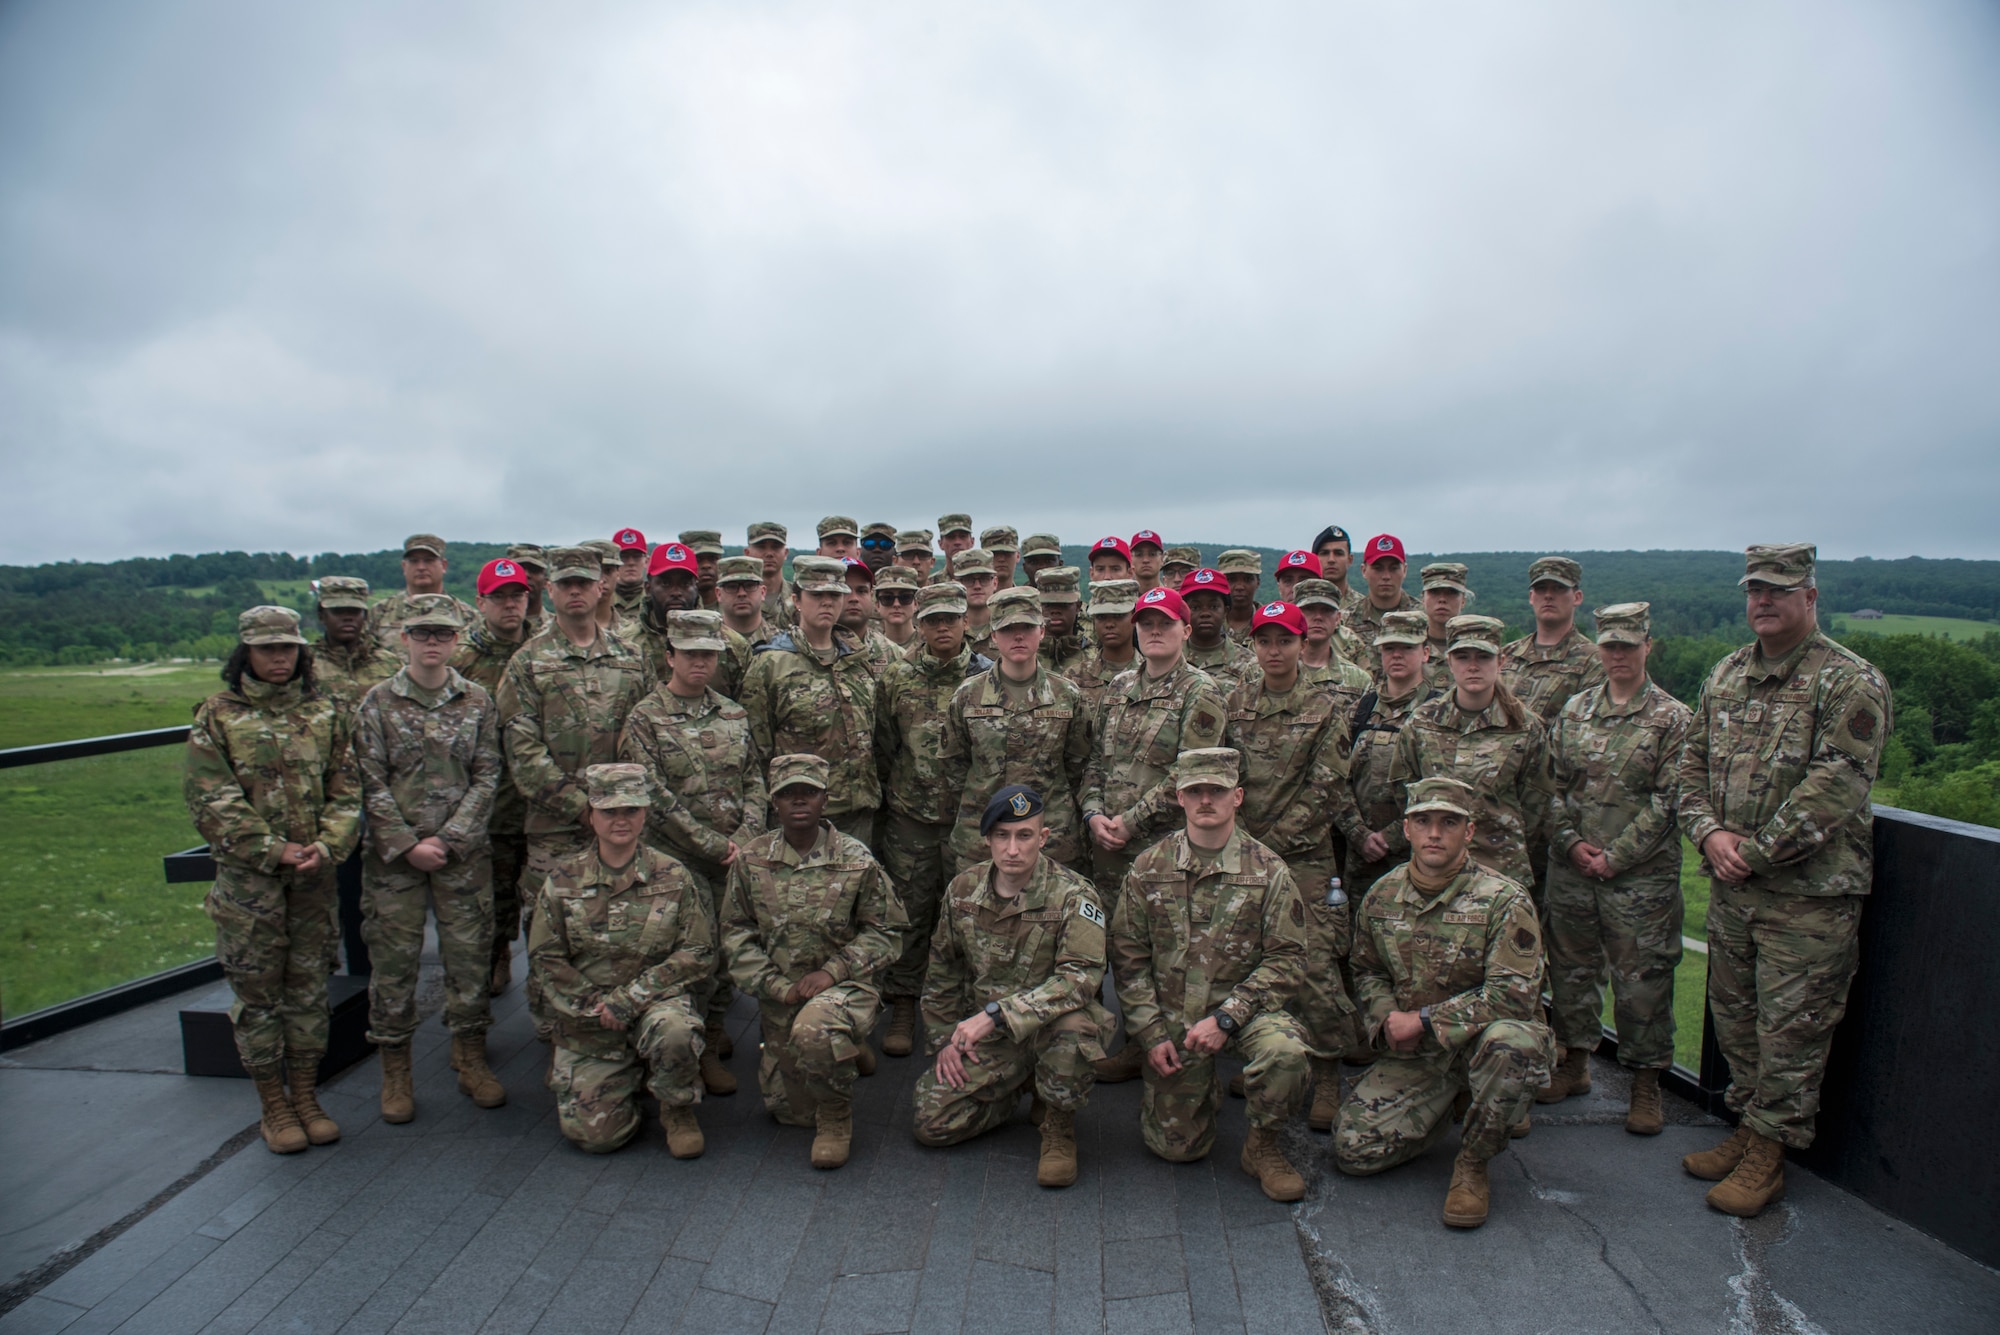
[237, 675, 307, 711]
[1437, 693, 1513, 733]
[579, 845, 660, 889]
[313, 637, 390, 670]
[770, 821, 840, 867]
[967, 853, 1064, 918]
[387, 665, 469, 705]
[971, 663, 1056, 707]
[1125, 658, 1191, 702]
[1170, 826, 1247, 874]
[1395, 859, 1481, 915]
[1745, 630, 1826, 684]
[761, 628, 860, 662]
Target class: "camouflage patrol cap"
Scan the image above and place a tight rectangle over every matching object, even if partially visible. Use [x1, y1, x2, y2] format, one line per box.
[1528, 556, 1582, 589]
[1217, 549, 1262, 577]
[747, 521, 789, 545]
[1292, 578, 1343, 611]
[403, 534, 446, 558]
[1021, 533, 1062, 557]
[668, 609, 727, 652]
[937, 513, 973, 536]
[1739, 542, 1816, 589]
[1034, 566, 1083, 604]
[769, 752, 831, 793]
[874, 566, 920, 595]
[1594, 602, 1651, 646]
[918, 581, 969, 618]
[315, 576, 371, 610]
[816, 515, 859, 541]
[1445, 614, 1506, 655]
[989, 586, 1046, 629]
[401, 593, 466, 631]
[862, 521, 897, 541]
[679, 530, 725, 556]
[1421, 562, 1472, 595]
[792, 556, 848, 593]
[894, 529, 934, 555]
[1404, 776, 1475, 819]
[506, 543, 548, 571]
[238, 605, 308, 646]
[1375, 610, 1430, 647]
[1174, 747, 1242, 791]
[1086, 579, 1140, 616]
[584, 762, 650, 809]
[583, 538, 621, 571]
[1162, 545, 1202, 573]
[547, 546, 603, 581]
[952, 549, 997, 578]
[980, 525, 1019, 552]
[715, 555, 763, 585]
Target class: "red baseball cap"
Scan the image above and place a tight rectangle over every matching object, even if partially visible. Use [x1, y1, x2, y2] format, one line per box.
[1132, 586, 1188, 622]
[1251, 600, 1307, 636]
[1277, 550, 1322, 577]
[648, 542, 697, 577]
[613, 527, 648, 552]
[1089, 535, 1133, 563]
[477, 558, 530, 596]
[1179, 568, 1228, 598]
[1363, 534, 1407, 566]
[841, 556, 875, 583]
[1130, 529, 1164, 551]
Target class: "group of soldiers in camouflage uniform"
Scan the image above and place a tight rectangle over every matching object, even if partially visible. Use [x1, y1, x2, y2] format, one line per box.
[186, 518, 1886, 1229]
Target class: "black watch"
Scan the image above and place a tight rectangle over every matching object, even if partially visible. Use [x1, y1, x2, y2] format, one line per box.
[1419, 1005, 1435, 1036]
[983, 1001, 1004, 1023]
[1213, 1010, 1240, 1036]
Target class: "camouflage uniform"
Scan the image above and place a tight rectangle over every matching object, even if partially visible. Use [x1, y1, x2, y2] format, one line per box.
[368, 588, 477, 654]
[1501, 558, 1607, 723]
[911, 856, 1110, 1144]
[1347, 591, 1423, 678]
[1186, 637, 1254, 695]
[721, 820, 907, 1124]
[1064, 647, 1139, 712]
[451, 617, 532, 959]
[185, 610, 362, 1073]
[1034, 567, 1091, 671]
[738, 608, 881, 839]
[1331, 679, 1439, 897]
[942, 663, 1092, 869]
[310, 638, 400, 724]
[1678, 546, 1890, 1148]
[1078, 660, 1227, 899]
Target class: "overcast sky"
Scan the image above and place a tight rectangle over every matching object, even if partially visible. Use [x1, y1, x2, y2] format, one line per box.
[2, 1, 1997, 566]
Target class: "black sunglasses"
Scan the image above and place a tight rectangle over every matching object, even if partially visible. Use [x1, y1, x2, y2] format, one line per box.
[876, 590, 917, 605]
[860, 536, 895, 551]
[405, 626, 458, 643]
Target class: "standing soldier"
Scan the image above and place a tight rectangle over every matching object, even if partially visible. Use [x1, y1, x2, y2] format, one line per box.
[894, 531, 936, 586]
[368, 535, 475, 652]
[913, 787, 1109, 1188]
[739, 556, 882, 842]
[1066, 578, 1141, 712]
[679, 530, 726, 610]
[586, 540, 624, 632]
[873, 582, 994, 1058]
[815, 515, 861, 562]
[355, 596, 505, 1123]
[1676, 543, 1889, 1218]
[529, 763, 715, 1158]
[1332, 612, 1438, 897]
[1160, 545, 1201, 590]
[713, 555, 775, 701]
[452, 558, 535, 993]
[1541, 603, 1693, 1133]
[838, 558, 901, 676]
[858, 522, 899, 576]
[185, 606, 361, 1154]
[1334, 778, 1555, 1230]
[1034, 567, 1090, 671]
[937, 514, 976, 576]
[1347, 534, 1421, 674]
[1501, 557, 1607, 724]
[1180, 568, 1254, 691]
[309, 576, 400, 722]
[723, 754, 907, 1169]
[1272, 549, 1321, 603]
[873, 565, 922, 650]
[508, 544, 550, 630]
[1110, 747, 1312, 1201]
[1129, 530, 1166, 593]
[1217, 550, 1263, 644]
[747, 521, 795, 631]
[1019, 533, 1065, 587]
[980, 526, 1019, 587]
[1310, 526, 1359, 607]
[953, 548, 1000, 657]
[629, 541, 703, 686]
[1087, 535, 1134, 584]
[1294, 579, 1372, 681]
[1419, 563, 1473, 691]
[610, 528, 650, 624]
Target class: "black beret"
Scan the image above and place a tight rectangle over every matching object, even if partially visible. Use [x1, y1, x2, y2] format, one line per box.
[981, 784, 1045, 836]
[1311, 525, 1352, 552]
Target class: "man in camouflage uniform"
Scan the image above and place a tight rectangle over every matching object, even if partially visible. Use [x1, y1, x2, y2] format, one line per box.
[586, 539, 625, 632]
[954, 548, 1001, 657]
[913, 787, 1109, 1188]
[980, 525, 1019, 587]
[1676, 543, 1891, 1218]
[355, 595, 506, 1123]
[1160, 545, 1201, 590]
[1541, 602, 1693, 1133]
[1110, 747, 1312, 1200]
[186, 605, 362, 1154]
[859, 521, 899, 576]
[723, 754, 907, 1169]
[368, 534, 476, 653]
[1347, 534, 1422, 676]
[747, 521, 795, 631]
[873, 565, 921, 650]
[1180, 568, 1254, 691]
[1067, 578, 1141, 711]
[937, 513, 975, 576]
[815, 514, 861, 562]
[1419, 562, 1472, 691]
[619, 609, 767, 1097]
[1129, 529, 1166, 594]
[1310, 525, 1359, 607]
[1295, 579, 1373, 692]
[1087, 534, 1134, 583]
[1034, 566, 1090, 671]
[713, 555, 775, 700]
[529, 764, 715, 1158]
[1331, 612, 1438, 897]
[739, 557, 882, 842]
[838, 558, 902, 676]
[1217, 549, 1262, 644]
[507, 544, 549, 629]
[309, 576, 400, 722]
[629, 541, 705, 684]
[1335, 777, 1555, 1230]
[679, 529, 726, 610]
[1501, 556, 1607, 723]
[1019, 532, 1065, 587]
[610, 528, 650, 624]
[894, 531, 936, 586]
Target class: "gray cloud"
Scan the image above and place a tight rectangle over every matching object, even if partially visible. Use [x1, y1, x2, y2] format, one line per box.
[3, 0, 1997, 563]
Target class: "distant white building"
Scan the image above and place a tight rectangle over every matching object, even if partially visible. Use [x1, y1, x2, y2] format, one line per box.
[1851, 609, 1885, 620]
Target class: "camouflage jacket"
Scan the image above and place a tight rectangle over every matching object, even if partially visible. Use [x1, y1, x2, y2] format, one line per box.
[1039, 631, 1092, 674]
[619, 685, 767, 879]
[449, 619, 530, 831]
[1186, 637, 1254, 695]
[185, 678, 362, 874]
[354, 667, 502, 862]
[527, 844, 714, 1053]
[1549, 680, 1693, 879]
[942, 665, 1093, 866]
[1303, 656, 1373, 696]
[309, 637, 401, 723]
[874, 643, 994, 825]
[612, 582, 646, 627]
[496, 623, 652, 835]
[1351, 859, 1543, 1054]
[1079, 660, 1228, 844]
[721, 824, 908, 1003]
[1331, 683, 1438, 848]
[366, 590, 477, 654]
[739, 630, 882, 817]
[1062, 648, 1141, 714]
[922, 856, 1109, 1054]
[1677, 631, 1889, 897]
[715, 623, 767, 702]
[1328, 621, 1371, 668]
[1423, 635, 1454, 693]
[1223, 676, 1352, 864]
[766, 584, 797, 632]
[1388, 693, 1554, 887]
[1502, 627, 1608, 724]
[1109, 828, 1308, 1050]
[1347, 592, 1423, 676]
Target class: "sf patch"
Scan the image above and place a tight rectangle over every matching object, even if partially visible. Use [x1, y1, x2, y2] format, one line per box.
[1077, 900, 1106, 929]
[1846, 707, 1878, 742]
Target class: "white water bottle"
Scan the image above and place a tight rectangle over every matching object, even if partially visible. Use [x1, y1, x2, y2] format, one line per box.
[1325, 876, 1346, 907]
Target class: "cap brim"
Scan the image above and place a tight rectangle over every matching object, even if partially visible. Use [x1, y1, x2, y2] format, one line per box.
[771, 778, 828, 793]
[1738, 572, 1808, 588]
[1596, 630, 1646, 645]
[1404, 799, 1471, 818]
[1424, 582, 1471, 596]
[991, 614, 1045, 630]
[1037, 593, 1081, 604]
[671, 638, 727, 652]
[1531, 577, 1579, 589]
[551, 566, 601, 581]
[242, 632, 309, 646]
[402, 619, 463, 632]
[919, 601, 968, 618]
[1087, 602, 1137, 616]
[404, 545, 443, 558]
[1176, 773, 1239, 790]
[1447, 638, 1501, 655]
[1374, 635, 1425, 648]
[316, 597, 370, 610]
[587, 795, 652, 809]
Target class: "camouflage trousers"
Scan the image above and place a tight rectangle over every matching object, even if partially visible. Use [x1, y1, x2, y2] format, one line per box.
[1545, 861, 1682, 1068]
[1707, 882, 1863, 1149]
[682, 861, 735, 1030]
[911, 1011, 1101, 1146]
[523, 830, 592, 1033]
[1282, 855, 1365, 1058]
[205, 862, 340, 1071]
[360, 850, 495, 1046]
[755, 981, 882, 1125]
[1339, 845, 1398, 905]
[1335, 1019, 1556, 1170]
[1141, 1011, 1310, 1163]
[548, 995, 704, 1153]
[489, 822, 526, 964]
[879, 812, 953, 999]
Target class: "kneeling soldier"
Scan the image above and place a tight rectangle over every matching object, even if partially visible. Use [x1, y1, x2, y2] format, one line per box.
[912, 786, 1110, 1188]
[529, 764, 715, 1158]
[1110, 747, 1313, 1201]
[722, 754, 908, 1169]
[1335, 777, 1555, 1229]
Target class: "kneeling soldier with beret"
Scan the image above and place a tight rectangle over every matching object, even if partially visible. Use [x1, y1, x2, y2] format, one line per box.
[912, 786, 1110, 1188]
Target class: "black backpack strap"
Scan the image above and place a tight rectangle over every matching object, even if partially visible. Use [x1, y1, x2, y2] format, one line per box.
[1349, 690, 1378, 736]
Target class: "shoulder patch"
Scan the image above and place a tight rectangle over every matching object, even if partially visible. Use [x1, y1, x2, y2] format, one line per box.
[1845, 706, 1878, 741]
[1077, 899, 1106, 929]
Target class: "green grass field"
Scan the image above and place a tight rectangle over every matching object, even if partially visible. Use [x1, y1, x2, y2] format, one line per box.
[1829, 613, 1997, 642]
[0, 662, 221, 749]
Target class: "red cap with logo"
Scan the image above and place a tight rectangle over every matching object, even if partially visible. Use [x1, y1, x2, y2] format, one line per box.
[1129, 529, 1164, 551]
[648, 542, 697, 577]
[1179, 568, 1228, 598]
[1278, 550, 1322, 577]
[1089, 535, 1133, 563]
[477, 558, 531, 596]
[613, 528, 648, 553]
[1363, 534, 1407, 566]
[1133, 586, 1188, 622]
[1251, 600, 1307, 636]
[842, 556, 875, 583]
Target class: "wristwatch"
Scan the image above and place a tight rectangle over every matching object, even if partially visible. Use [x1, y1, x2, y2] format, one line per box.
[1212, 1010, 1240, 1036]
[983, 1001, 1004, 1023]
[1418, 1005, 1435, 1036]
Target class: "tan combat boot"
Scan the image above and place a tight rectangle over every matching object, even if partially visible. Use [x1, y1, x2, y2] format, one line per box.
[1308, 1059, 1341, 1133]
[1536, 1047, 1592, 1104]
[488, 951, 511, 997]
[855, 1043, 877, 1078]
[706, 1021, 734, 1061]
[1626, 1068, 1665, 1136]
[699, 1040, 738, 1096]
[1510, 1113, 1532, 1139]
[451, 1033, 508, 1108]
[250, 1064, 309, 1154]
[661, 1106, 706, 1159]
[881, 996, 917, 1058]
[811, 1098, 853, 1169]
[1092, 1044, 1143, 1084]
[286, 1058, 341, 1145]
[1442, 1147, 1491, 1228]
[1037, 1108, 1078, 1188]
[1682, 1123, 1754, 1181]
[379, 1043, 416, 1124]
[1706, 1130, 1785, 1217]
[1239, 1127, 1306, 1202]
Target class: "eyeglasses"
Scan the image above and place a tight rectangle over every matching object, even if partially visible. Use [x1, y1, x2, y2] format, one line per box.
[876, 590, 917, 606]
[860, 536, 895, 551]
[405, 627, 458, 643]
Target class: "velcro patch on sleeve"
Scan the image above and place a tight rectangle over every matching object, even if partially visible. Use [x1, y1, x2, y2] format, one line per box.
[1077, 900, 1107, 929]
